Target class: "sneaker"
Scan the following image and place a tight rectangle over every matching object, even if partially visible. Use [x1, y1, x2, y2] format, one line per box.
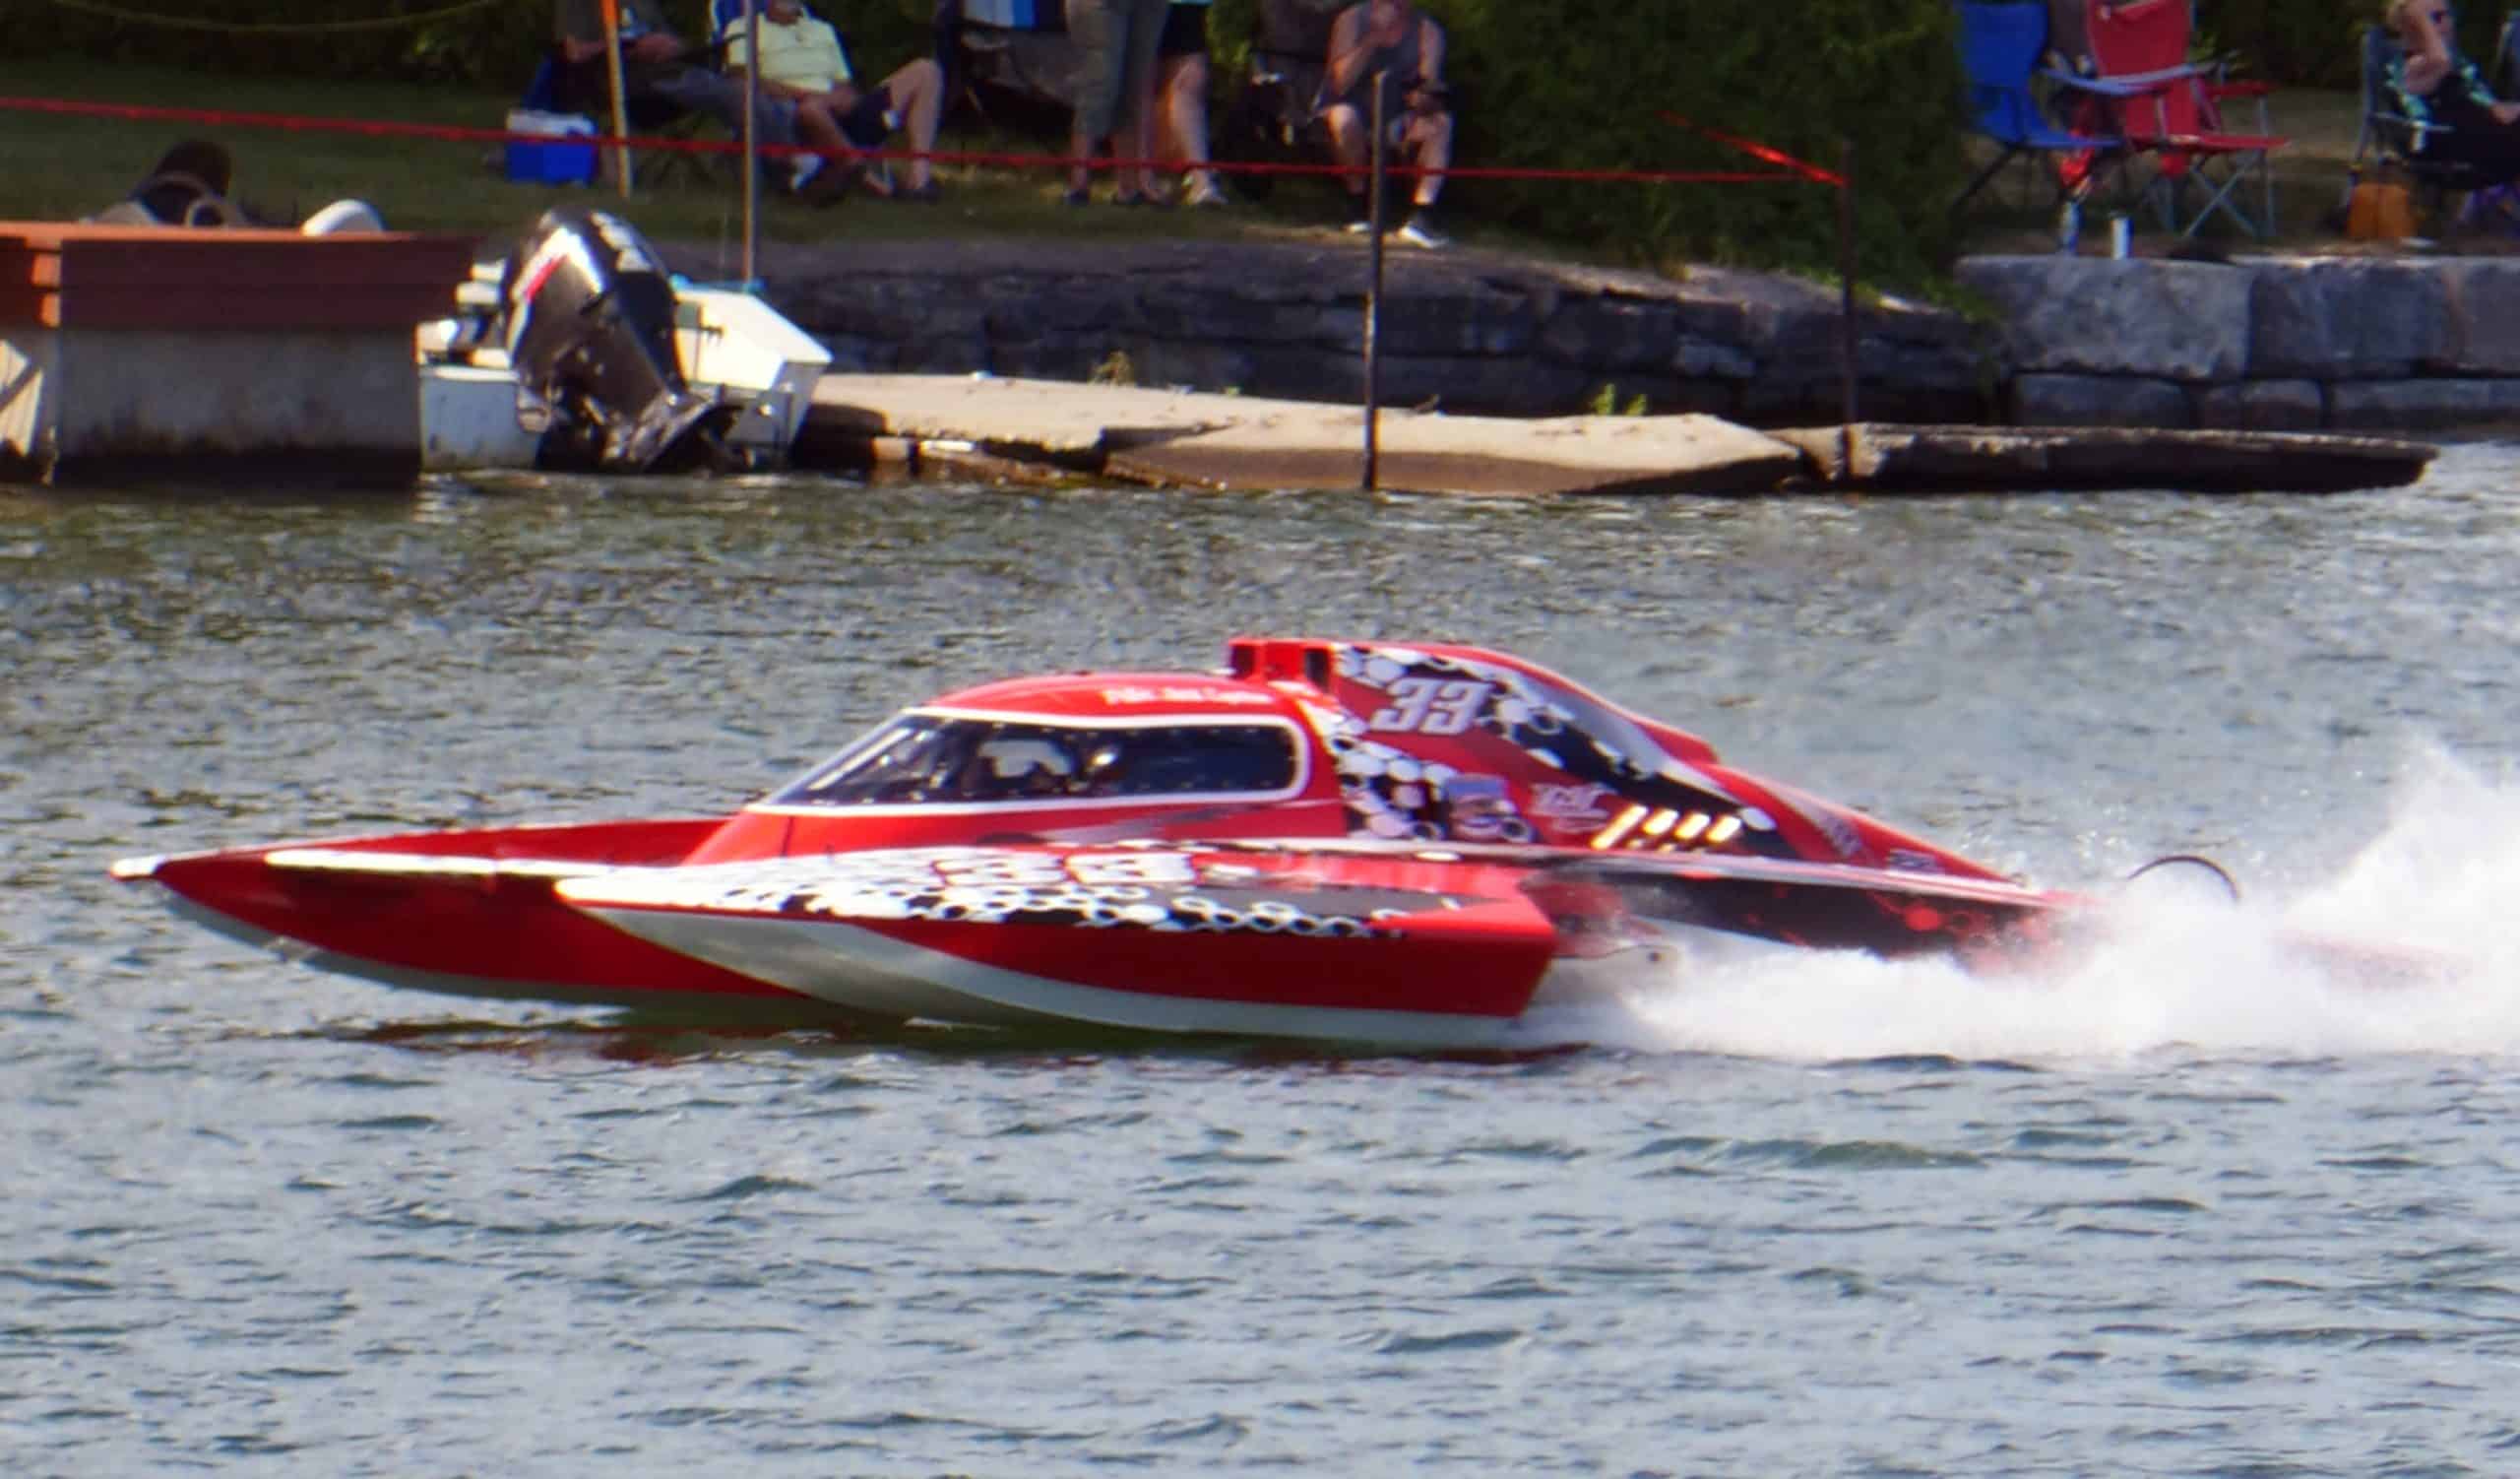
[1184, 178, 1231, 210]
[895, 179, 942, 204]
[788, 157, 825, 193]
[1059, 185, 1092, 208]
[1396, 210, 1448, 249]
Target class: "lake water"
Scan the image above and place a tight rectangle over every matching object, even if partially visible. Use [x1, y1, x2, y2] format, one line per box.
[9, 449, 2520, 1475]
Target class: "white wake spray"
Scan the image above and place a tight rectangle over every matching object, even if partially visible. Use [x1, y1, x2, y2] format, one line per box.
[1593, 746, 2520, 1064]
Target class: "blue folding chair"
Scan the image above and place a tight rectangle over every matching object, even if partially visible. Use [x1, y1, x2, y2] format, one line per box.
[2352, 19, 2495, 220]
[1953, 0, 2125, 218]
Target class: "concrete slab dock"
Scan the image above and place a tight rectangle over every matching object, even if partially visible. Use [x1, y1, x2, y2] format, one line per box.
[803, 373, 2438, 495]
[805, 373, 1805, 495]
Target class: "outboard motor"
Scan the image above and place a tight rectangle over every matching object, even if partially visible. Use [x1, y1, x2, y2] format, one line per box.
[500, 207, 729, 473]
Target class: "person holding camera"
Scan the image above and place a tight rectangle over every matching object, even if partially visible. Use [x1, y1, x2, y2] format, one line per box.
[1315, 0, 1453, 247]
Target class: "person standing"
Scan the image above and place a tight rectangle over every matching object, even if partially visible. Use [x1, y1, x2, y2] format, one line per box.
[1153, 0, 1229, 207]
[1316, 0, 1452, 247]
[1063, 0, 1170, 205]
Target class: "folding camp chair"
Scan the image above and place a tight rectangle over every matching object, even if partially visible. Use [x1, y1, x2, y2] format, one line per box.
[2056, 0, 2286, 236]
[2350, 22, 2489, 224]
[1216, 0, 1340, 200]
[1952, 0, 2129, 218]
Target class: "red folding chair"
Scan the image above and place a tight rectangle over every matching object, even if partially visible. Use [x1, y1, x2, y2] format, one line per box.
[2057, 0, 2287, 237]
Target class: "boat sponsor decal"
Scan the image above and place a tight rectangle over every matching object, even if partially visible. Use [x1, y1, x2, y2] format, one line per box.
[1095, 683, 1280, 708]
[576, 847, 1419, 939]
[1530, 782, 1615, 832]
[1440, 775, 1535, 843]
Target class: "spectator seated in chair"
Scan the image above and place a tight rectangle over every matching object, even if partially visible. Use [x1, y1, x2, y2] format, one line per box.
[1315, 0, 1452, 248]
[723, 0, 947, 200]
[2386, 0, 2520, 187]
[551, 0, 825, 188]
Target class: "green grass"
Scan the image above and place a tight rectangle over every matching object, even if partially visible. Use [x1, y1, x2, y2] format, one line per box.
[0, 53, 1424, 253]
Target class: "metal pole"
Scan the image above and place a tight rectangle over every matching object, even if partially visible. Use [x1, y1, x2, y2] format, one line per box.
[1837, 137, 1858, 474]
[600, 0, 633, 199]
[1361, 70, 1387, 492]
[742, 0, 761, 287]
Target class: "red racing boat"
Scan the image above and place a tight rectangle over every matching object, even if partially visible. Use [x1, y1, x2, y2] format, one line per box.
[115, 637, 2080, 1044]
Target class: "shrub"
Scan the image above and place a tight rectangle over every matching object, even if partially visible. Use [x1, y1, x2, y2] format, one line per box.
[1424, 0, 1971, 286]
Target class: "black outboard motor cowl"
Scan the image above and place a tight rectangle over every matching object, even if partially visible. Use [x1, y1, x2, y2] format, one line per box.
[501, 207, 727, 473]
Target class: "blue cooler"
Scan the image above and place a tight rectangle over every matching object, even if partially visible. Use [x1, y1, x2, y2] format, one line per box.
[504, 110, 598, 185]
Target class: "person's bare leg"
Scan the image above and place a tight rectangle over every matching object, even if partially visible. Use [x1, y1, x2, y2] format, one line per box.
[1161, 52, 1223, 202]
[1322, 101, 1367, 217]
[793, 100, 859, 195]
[1406, 109, 1451, 208]
[1069, 120, 1097, 196]
[884, 58, 943, 189]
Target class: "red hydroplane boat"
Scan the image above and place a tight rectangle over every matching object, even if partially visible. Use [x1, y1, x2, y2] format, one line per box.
[115, 638, 2084, 1047]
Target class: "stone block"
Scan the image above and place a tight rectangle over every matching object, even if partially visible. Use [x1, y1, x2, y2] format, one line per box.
[2009, 372, 2193, 427]
[2195, 379, 2324, 431]
[2245, 258, 2452, 379]
[1537, 297, 1680, 371]
[1139, 286, 1338, 345]
[1674, 336, 1758, 380]
[1374, 290, 1539, 357]
[2435, 259, 2520, 374]
[983, 281, 1150, 338]
[2327, 377, 2520, 430]
[1956, 255, 2251, 382]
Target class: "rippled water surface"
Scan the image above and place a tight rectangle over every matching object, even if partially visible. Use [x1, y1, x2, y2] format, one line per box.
[10, 450, 2520, 1475]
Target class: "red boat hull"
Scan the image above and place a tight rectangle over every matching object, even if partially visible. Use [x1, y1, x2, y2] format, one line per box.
[115, 819, 824, 1011]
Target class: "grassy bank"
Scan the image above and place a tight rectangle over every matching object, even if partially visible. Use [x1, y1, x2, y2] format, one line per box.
[2, 53, 2370, 264]
[1, 54, 1434, 256]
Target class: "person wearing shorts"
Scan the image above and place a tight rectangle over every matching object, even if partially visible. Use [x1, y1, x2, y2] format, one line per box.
[1152, 0, 1228, 207]
[1063, 0, 1169, 205]
[724, 0, 945, 199]
[1314, 0, 1452, 247]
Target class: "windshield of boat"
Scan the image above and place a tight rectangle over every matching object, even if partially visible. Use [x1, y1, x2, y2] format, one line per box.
[764, 715, 1302, 806]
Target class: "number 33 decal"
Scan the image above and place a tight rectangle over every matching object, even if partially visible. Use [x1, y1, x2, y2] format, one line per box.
[1367, 677, 1494, 736]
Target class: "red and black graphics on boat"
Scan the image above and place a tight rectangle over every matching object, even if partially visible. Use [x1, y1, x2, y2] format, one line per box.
[575, 845, 1468, 941]
[1324, 642, 1793, 858]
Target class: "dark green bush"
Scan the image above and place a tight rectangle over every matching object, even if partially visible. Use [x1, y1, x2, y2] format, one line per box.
[1423, 0, 1970, 285]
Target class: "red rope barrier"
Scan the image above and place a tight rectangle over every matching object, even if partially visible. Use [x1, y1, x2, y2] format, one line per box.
[0, 94, 1828, 190]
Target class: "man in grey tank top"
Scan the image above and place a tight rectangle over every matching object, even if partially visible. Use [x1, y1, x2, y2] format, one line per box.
[1315, 0, 1453, 247]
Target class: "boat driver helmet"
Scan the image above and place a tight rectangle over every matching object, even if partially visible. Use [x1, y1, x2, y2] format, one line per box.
[973, 736, 1076, 797]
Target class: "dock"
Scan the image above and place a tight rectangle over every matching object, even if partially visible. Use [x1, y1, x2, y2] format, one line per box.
[803, 374, 2438, 496]
[1, 221, 472, 487]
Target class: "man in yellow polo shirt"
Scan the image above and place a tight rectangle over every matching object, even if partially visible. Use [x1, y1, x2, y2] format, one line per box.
[724, 0, 945, 200]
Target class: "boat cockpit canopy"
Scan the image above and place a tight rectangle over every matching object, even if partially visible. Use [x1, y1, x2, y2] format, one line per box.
[765, 714, 1302, 807]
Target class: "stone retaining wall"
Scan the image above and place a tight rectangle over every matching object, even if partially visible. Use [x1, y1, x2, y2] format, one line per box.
[1957, 254, 2520, 433]
[721, 238, 2520, 431]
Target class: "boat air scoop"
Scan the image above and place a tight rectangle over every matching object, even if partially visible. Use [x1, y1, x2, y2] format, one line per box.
[500, 206, 729, 473]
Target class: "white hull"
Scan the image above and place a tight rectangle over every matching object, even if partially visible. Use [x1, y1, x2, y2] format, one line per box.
[569, 903, 1641, 1051]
